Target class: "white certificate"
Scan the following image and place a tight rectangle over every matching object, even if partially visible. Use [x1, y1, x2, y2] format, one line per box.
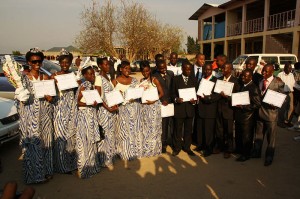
[178, 87, 197, 102]
[197, 79, 215, 97]
[106, 90, 124, 107]
[54, 73, 78, 91]
[167, 66, 182, 76]
[161, 103, 174, 117]
[82, 90, 102, 105]
[141, 87, 159, 103]
[33, 80, 56, 98]
[125, 87, 144, 100]
[214, 80, 234, 96]
[263, 89, 286, 108]
[231, 91, 250, 106]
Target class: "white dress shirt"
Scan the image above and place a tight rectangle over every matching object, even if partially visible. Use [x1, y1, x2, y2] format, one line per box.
[278, 72, 295, 92]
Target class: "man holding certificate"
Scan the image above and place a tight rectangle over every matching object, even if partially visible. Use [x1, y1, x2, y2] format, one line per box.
[171, 60, 197, 156]
[234, 69, 261, 162]
[195, 63, 220, 157]
[215, 63, 240, 159]
[252, 64, 284, 166]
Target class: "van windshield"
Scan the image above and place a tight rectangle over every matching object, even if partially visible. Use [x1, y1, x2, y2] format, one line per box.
[232, 55, 248, 65]
[280, 56, 297, 65]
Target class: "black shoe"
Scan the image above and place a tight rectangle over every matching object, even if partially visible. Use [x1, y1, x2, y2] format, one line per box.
[162, 147, 167, 154]
[202, 150, 211, 157]
[236, 155, 249, 162]
[193, 146, 203, 152]
[172, 150, 180, 156]
[264, 157, 273, 166]
[185, 150, 196, 156]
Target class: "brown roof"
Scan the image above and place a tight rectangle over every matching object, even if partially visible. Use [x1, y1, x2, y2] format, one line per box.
[189, 3, 219, 20]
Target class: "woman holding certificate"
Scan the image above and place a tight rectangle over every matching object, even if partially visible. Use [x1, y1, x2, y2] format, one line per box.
[75, 66, 101, 178]
[18, 48, 54, 184]
[50, 49, 77, 174]
[95, 57, 118, 167]
[139, 61, 164, 157]
[112, 60, 142, 160]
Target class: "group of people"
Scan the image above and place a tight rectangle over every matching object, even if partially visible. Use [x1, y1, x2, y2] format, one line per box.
[14, 47, 299, 184]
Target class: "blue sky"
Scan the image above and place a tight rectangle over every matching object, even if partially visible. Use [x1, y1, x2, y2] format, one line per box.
[0, 0, 227, 54]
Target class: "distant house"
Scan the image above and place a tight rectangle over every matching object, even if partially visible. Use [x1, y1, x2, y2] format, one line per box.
[189, 0, 300, 61]
[44, 45, 82, 59]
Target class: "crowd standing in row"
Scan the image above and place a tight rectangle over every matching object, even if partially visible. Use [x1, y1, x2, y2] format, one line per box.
[11, 48, 300, 184]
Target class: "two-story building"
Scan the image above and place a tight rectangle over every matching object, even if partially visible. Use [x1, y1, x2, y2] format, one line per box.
[189, 0, 300, 61]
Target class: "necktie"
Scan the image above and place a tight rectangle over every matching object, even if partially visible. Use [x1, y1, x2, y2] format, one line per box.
[162, 73, 166, 80]
[196, 67, 201, 80]
[184, 77, 188, 85]
[262, 79, 268, 92]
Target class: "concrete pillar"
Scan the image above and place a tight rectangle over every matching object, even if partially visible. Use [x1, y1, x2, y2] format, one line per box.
[224, 40, 228, 56]
[200, 43, 204, 54]
[242, 4, 247, 34]
[241, 38, 245, 54]
[212, 16, 215, 40]
[211, 43, 215, 60]
[264, 0, 270, 31]
[199, 19, 204, 41]
[225, 11, 228, 37]
[295, 0, 300, 26]
[262, 34, 267, 53]
[292, 31, 299, 57]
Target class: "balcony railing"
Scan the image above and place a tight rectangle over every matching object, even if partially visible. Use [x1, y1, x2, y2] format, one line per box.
[268, 9, 296, 30]
[227, 22, 242, 37]
[244, 17, 264, 34]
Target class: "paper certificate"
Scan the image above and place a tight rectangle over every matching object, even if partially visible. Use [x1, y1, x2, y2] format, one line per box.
[106, 90, 124, 107]
[125, 87, 144, 100]
[214, 80, 234, 96]
[197, 79, 215, 97]
[263, 89, 286, 108]
[54, 73, 78, 91]
[231, 91, 250, 106]
[141, 87, 159, 103]
[33, 80, 56, 98]
[82, 90, 103, 105]
[167, 66, 182, 76]
[178, 87, 197, 102]
[161, 103, 174, 117]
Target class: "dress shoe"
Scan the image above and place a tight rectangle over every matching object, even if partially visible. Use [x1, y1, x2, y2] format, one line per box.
[162, 147, 167, 154]
[172, 150, 180, 156]
[236, 155, 249, 162]
[264, 157, 273, 166]
[193, 146, 203, 152]
[224, 152, 231, 159]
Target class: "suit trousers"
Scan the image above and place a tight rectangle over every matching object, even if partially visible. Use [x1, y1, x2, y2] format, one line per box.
[196, 117, 215, 151]
[235, 118, 255, 157]
[173, 117, 193, 152]
[162, 117, 171, 148]
[216, 116, 234, 152]
[253, 119, 277, 159]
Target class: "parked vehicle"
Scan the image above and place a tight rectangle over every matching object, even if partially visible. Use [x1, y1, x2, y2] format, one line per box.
[0, 97, 20, 145]
[130, 60, 156, 72]
[232, 54, 298, 72]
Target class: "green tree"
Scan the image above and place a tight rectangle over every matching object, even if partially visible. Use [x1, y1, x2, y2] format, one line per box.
[186, 36, 200, 54]
[12, 50, 21, 55]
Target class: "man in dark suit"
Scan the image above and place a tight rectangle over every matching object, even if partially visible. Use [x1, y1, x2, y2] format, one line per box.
[152, 59, 174, 153]
[235, 69, 261, 162]
[195, 63, 220, 157]
[252, 64, 284, 166]
[215, 62, 240, 158]
[171, 61, 197, 156]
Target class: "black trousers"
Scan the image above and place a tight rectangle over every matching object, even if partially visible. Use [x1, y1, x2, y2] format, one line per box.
[235, 117, 255, 157]
[161, 117, 172, 148]
[253, 119, 277, 159]
[173, 117, 193, 152]
[196, 117, 215, 151]
[216, 115, 234, 152]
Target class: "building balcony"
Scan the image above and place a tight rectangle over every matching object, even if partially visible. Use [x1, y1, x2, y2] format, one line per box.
[244, 17, 264, 34]
[268, 9, 296, 30]
[227, 22, 242, 37]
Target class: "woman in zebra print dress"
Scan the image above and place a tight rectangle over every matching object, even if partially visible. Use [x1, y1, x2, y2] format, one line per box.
[139, 61, 164, 157]
[18, 49, 54, 184]
[112, 60, 142, 160]
[51, 50, 77, 173]
[75, 66, 101, 178]
[95, 58, 118, 167]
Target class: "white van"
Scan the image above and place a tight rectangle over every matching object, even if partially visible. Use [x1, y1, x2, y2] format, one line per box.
[232, 54, 298, 71]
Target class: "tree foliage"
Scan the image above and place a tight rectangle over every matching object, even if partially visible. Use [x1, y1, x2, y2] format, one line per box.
[12, 50, 21, 55]
[186, 36, 200, 54]
[75, 0, 184, 61]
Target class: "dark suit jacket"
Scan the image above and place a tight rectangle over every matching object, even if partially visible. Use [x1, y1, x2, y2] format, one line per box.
[217, 75, 240, 120]
[197, 76, 220, 119]
[253, 72, 263, 87]
[172, 75, 197, 118]
[234, 81, 261, 123]
[152, 70, 174, 103]
[258, 77, 284, 122]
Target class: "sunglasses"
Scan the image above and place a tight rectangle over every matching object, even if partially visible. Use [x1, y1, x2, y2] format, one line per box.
[30, 60, 43, 64]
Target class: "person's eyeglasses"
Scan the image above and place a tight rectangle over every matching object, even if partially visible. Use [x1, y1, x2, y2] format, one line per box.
[30, 60, 43, 64]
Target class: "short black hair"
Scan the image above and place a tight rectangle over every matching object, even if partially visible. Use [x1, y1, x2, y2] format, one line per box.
[120, 60, 130, 68]
[155, 54, 164, 61]
[156, 59, 165, 67]
[182, 60, 192, 68]
[140, 60, 150, 71]
[243, 68, 253, 77]
[58, 53, 73, 63]
[294, 62, 300, 70]
[25, 51, 44, 62]
[97, 57, 108, 65]
[81, 66, 93, 75]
